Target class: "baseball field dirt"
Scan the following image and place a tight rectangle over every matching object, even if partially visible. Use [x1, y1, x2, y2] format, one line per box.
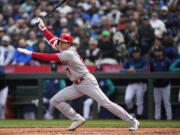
[0, 120, 180, 135]
[0, 128, 180, 135]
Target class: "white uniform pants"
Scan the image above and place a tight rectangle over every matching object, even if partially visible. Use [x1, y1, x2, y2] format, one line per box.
[83, 98, 93, 119]
[0, 86, 8, 119]
[125, 83, 147, 115]
[51, 74, 135, 125]
[154, 84, 172, 120]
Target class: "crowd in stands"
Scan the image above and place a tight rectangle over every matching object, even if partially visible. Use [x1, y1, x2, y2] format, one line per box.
[0, 0, 179, 66]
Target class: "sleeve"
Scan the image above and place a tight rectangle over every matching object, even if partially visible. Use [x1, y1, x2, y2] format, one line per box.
[120, 60, 129, 72]
[135, 59, 149, 72]
[24, 54, 32, 64]
[4, 46, 15, 65]
[32, 52, 61, 62]
[56, 51, 72, 63]
[169, 59, 180, 72]
[161, 21, 167, 32]
[106, 79, 115, 97]
[42, 29, 59, 49]
[12, 50, 18, 62]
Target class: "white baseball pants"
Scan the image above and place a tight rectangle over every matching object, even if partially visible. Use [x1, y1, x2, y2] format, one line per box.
[51, 74, 135, 125]
[125, 83, 147, 115]
[154, 84, 172, 120]
[0, 86, 8, 119]
[83, 98, 93, 119]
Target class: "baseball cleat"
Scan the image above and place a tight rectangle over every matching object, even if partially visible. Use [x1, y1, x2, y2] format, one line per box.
[129, 119, 140, 131]
[68, 117, 86, 131]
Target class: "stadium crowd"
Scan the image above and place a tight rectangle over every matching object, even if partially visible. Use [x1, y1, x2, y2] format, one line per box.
[0, 0, 180, 120]
[0, 0, 179, 66]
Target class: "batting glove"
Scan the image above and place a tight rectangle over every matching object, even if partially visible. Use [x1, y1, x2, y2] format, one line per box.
[36, 18, 46, 31]
[17, 48, 32, 55]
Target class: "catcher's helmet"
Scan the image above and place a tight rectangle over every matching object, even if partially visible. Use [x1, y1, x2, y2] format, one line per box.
[59, 33, 73, 43]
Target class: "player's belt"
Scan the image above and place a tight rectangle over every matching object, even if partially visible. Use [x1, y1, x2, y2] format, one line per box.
[74, 77, 84, 85]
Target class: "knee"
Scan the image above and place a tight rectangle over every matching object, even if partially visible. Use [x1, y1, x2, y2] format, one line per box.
[125, 97, 132, 105]
[164, 101, 171, 107]
[154, 101, 161, 106]
[101, 100, 113, 109]
[51, 97, 60, 107]
[136, 100, 143, 106]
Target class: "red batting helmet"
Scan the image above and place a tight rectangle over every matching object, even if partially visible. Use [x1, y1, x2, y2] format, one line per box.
[59, 33, 73, 43]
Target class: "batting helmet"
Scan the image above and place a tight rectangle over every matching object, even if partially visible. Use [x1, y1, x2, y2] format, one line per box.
[59, 33, 73, 43]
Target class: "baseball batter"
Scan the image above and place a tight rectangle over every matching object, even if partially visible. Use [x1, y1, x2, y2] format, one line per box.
[17, 18, 139, 131]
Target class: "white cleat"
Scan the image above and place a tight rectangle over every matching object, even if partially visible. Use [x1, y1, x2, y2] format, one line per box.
[68, 117, 86, 131]
[129, 119, 140, 131]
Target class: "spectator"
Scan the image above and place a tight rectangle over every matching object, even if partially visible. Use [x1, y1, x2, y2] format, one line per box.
[56, 1, 72, 16]
[162, 32, 178, 62]
[98, 30, 117, 64]
[150, 12, 167, 38]
[90, 25, 101, 40]
[20, 0, 35, 13]
[84, 37, 102, 65]
[117, 14, 127, 33]
[11, 38, 33, 66]
[76, 3, 91, 22]
[8, 19, 29, 36]
[150, 45, 172, 120]
[44, 63, 66, 120]
[77, 25, 90, 59]
[159, 6, 176, 36]
[120, 46, 148, 118]
[0, 35, 15, 65]
[26, 30, 38, 47]
[138, 15, 155, 53]
[55, 17, 70, 36]
[126, 21, 140, 53]
[32, 41, 52, 65]
[71, 23, 81, 38]
[0, 27, 6, 44]
[5, 17, 15, 30]
[72, 37, 80, 50]
[113, 31, 129, 64]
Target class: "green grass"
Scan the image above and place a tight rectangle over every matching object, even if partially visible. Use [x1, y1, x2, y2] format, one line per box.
[0, 120, 180, 128]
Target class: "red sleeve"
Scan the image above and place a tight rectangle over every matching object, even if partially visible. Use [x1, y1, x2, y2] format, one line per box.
[32, 52, 61, 62]
[42, 29, 58, 48]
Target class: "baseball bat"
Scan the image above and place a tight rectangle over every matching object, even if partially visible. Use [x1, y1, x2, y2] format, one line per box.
[42, 0, 67, 20]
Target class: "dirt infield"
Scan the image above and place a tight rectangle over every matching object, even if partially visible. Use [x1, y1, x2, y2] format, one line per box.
[0, 128, 180, 135]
